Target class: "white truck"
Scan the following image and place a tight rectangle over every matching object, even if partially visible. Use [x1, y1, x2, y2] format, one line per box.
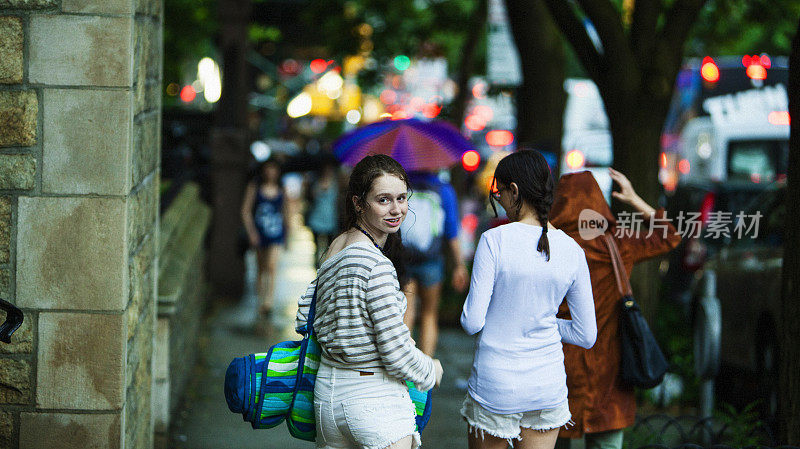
[676, 83, 789, 186]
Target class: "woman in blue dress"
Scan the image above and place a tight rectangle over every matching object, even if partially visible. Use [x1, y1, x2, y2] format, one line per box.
[241, 158, 287, 315]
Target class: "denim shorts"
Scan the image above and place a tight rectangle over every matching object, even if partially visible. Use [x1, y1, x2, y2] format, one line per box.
[314, 359, 420, 449]
[405, 257, 444, 287]
[460, 394, 572, 446]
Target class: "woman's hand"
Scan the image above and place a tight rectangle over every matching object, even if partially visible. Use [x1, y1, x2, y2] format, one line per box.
[609, 168, 656, 218]
[451, 264, 469, 292]
[433, 359, 444, 387]
[609, 168, 638, 204]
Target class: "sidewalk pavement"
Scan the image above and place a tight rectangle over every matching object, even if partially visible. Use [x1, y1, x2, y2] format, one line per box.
[169, 225, 477, 448]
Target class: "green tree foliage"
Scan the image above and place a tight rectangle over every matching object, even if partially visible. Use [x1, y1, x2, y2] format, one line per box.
[688, 0, 800, 56]
[163, 0, 218, 90]
[298, 0, 485, 81]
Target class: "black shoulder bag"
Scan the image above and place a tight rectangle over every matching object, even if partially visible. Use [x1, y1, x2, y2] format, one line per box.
[603, 234, 669, 389]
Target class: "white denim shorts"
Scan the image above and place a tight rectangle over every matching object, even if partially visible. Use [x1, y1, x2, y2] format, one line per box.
[314, 359, 420, 449]
[460, 394, 572, 446]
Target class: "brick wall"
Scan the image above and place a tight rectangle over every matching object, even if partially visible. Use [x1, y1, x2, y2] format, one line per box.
[0, 0, 162, 447]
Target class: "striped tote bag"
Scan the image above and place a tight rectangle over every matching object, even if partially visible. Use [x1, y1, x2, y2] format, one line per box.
[225, 283, 434, 441]
[224, 284, 321, 441]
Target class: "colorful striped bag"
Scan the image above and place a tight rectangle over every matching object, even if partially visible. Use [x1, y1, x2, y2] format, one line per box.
[224, 284, 321, 441]
[224, 284, 433, 441]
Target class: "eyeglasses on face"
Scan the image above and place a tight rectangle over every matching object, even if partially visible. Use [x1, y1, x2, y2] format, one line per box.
[488, 182, 509, 218]
[489, 185, 508, 201]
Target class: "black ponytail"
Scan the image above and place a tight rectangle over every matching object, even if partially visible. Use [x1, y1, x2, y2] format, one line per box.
[536, 209, 550, 262]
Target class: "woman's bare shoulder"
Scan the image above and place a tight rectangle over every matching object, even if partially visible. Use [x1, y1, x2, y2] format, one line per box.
[320, 230, 362, 264]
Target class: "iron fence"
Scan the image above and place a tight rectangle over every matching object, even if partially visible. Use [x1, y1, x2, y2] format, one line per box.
[626, 414, 794, 449]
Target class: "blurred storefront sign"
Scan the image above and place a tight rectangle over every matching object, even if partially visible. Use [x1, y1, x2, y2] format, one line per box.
[487, 0, 521, 87]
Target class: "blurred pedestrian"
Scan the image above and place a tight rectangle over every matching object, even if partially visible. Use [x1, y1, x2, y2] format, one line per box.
[241, 158, 287, 316]
[305, 159, 341, 268]
[295, 154, 443, 449]
[550, 169, 681, 449]
[461, 150, 597, 449]
[401, 170, 469, 356]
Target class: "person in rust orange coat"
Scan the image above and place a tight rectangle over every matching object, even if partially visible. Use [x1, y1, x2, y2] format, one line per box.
[550, 169, 681, 449]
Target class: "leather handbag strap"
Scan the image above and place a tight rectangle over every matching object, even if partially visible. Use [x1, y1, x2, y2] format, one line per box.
[602, 234, 633, 297]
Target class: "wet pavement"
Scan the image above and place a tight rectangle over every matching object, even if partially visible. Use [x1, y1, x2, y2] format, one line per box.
[169, 225, 478, 448]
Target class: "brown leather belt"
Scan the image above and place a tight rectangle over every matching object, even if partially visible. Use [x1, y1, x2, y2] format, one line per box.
[359, 371, 374, 376]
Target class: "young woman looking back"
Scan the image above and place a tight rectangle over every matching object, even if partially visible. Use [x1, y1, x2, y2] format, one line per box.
[296, 154, 443, 449]
[460, 150, 597, 449]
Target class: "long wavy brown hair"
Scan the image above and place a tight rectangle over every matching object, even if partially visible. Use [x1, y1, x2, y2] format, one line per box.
[344, 154, 409, 280]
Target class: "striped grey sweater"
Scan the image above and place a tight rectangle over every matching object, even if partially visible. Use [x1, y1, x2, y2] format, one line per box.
[296, 242, 436, 391]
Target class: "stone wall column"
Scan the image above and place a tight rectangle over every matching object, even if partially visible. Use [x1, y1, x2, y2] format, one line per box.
[0, 0, 162, 448]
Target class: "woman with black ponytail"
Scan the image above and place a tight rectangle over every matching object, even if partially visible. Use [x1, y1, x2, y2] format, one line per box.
[460, 150, 597, 449]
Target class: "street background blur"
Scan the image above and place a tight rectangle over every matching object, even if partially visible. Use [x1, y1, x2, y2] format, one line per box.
[1, 0, 799, 448]
[161, 0, 800, 446]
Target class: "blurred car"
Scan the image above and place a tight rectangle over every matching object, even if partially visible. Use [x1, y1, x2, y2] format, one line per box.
[691, 180, 785, 419]
[663, 179, 775, 306]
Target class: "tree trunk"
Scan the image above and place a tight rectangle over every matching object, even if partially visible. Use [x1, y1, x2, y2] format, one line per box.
[607, 105, 666, 318]
[208, 0, 252, 299]
[505, 0, 566, 161]
[605, 97, 666, 207]
[450, 0, 488, 127]
[779, 16, 800, 445]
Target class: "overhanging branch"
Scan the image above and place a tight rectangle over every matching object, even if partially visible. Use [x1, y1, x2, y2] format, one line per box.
[574, 0, 633, 69]
[541, 0, 604, 85]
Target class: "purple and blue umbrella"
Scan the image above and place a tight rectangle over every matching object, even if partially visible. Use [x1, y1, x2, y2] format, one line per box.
[332, 118, 474, 171]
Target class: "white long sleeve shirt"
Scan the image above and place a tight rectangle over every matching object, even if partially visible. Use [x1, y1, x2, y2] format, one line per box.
[461, 222, 597, 413]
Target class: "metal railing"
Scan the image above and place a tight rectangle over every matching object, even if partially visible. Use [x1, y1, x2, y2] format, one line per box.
[626, 414, 791, 449]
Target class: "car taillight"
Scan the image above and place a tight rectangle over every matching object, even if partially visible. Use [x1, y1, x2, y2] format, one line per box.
[700, 192, 716, 226]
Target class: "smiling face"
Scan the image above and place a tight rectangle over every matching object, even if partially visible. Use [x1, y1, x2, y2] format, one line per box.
[354, 173, 408, 242]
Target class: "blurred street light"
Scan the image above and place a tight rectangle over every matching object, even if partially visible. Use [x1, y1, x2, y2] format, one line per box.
[287, 92, 312, 118]
[198, 57, 222, 103]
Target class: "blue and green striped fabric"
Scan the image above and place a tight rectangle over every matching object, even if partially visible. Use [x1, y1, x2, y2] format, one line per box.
[224, 328, 321, 441]
[225, 283, 433, 441]
[407, 380, 433, 431]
